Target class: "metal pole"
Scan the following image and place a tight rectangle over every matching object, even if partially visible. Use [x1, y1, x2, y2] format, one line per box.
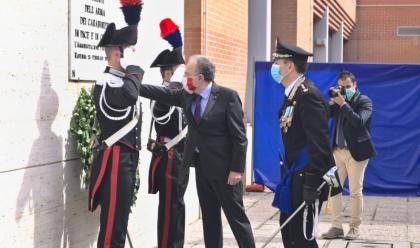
[127, 230, 134, 248]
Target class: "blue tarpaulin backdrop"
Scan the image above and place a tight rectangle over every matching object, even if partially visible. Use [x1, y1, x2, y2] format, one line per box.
[253, 62, 420, 196]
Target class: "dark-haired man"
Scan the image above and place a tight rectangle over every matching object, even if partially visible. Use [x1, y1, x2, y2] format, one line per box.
[140, 55, 255, 248]
[321, 71, 376, 240]
[270, 39, 335, 248]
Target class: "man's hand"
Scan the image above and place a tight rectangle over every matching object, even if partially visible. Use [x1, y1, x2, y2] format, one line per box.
[227, 171, 243, 186]
[332, 94, 346, 107]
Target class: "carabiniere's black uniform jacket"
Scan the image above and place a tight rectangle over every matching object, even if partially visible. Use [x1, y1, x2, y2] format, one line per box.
[89, 65, 143, 212]
[93, 65, 143, 151]
[279, 79, 335, 194]
[153, 81, 187, 140]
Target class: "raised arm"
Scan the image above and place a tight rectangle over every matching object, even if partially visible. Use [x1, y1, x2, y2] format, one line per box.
[140, 84, 184, 107]
[341, 96, 372, 128]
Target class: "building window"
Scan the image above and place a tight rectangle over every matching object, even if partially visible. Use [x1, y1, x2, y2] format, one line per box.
[397, 26, 420, 36]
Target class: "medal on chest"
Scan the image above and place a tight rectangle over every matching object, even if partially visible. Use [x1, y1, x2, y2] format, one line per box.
[280, 76, 305, 133]
[280, 101, 297, 133]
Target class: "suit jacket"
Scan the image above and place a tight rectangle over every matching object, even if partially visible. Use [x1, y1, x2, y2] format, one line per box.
[331, 92, 377, 161]
[140, 82, 247, 180]
[279, 79, 335, 190]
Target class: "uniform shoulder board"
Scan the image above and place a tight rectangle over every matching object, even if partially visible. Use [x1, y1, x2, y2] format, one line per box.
[96, 72, 124, 87]
[96, 72, 108, 86]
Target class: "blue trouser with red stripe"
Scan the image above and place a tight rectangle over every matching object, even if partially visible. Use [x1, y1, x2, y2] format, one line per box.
[148, 144, 189, 248]
[89, 144, 139, 248]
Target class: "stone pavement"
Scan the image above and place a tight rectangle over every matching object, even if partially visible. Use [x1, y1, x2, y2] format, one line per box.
[184, 192, 420, 247]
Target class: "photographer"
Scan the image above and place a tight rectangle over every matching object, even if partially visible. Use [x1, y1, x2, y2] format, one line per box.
[322, 71, 377, 240]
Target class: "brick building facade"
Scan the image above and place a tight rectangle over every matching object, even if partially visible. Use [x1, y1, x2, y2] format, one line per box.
[185, 0, 249, 101]
[267, 0, 419, 64]
[345, 0, 420, 63]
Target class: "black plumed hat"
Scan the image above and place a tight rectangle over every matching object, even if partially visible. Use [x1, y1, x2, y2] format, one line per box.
[150, 48, 185, 68]
[97, 0, 143, 47]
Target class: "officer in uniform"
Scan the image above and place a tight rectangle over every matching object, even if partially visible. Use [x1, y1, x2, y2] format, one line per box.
[88, 1, 144, 247]
[270, 38, 335, 248]
[147, 18, 189, 248]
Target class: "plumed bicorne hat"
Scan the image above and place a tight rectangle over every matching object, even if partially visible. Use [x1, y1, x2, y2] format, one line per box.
[98, 0, 143, 47]
[150, 18, 185, 68]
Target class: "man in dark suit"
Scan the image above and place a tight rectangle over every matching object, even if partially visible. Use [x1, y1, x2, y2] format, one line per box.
[322, 71, 376, 240]
[270, 39, 334, 248]
[140, 55, 255, 248]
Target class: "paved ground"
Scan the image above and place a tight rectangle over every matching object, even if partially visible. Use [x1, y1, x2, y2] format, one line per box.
[184, 192, 420, 248]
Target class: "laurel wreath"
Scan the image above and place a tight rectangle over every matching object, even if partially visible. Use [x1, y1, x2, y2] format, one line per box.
[70, 87, 140, 207]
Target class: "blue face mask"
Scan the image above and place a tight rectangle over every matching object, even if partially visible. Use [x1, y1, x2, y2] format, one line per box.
[345, 88, 356, 100]
[271, 64, 289, 83]
[271, 64, 281, 83]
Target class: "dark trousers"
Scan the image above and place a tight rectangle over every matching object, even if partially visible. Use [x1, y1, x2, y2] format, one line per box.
[149, 146, 189, 248]
[279, 172, 323, 248]
[97, 145, 139, 248]
[195, 156, 255, 248]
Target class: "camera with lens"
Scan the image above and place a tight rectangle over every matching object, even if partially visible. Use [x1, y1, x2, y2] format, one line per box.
[328, 86, 345, 98]
[147, 138, 167, 154]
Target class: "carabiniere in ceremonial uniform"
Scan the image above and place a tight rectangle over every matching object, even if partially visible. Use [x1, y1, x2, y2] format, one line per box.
[88, 1, 145, 247]
[271, 38, 338, 248]
[146, 18, 189, 248]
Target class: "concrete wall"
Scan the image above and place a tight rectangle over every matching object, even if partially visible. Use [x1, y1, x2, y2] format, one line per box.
[313, 8, 329, 62]
[246, 0, 271, 124]
[0, 1, 199, 247]
[329, 23, 344, 62]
